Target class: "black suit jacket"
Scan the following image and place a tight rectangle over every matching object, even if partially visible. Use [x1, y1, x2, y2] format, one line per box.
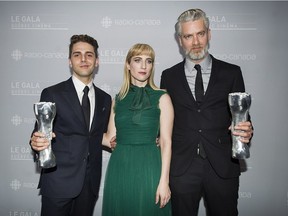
[160, 55, 245, 179]
[35, 77, 111, 198]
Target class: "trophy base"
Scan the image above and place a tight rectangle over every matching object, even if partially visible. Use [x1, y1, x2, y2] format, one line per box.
[40, 159, 57, 169]
[232, 136, 250, 159]
[39, 150, 57, 169]
[232, 151, 250, 159]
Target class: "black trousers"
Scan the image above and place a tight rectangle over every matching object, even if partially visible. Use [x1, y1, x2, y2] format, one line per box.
[41, 167, 97, 216]
[170, 157, 239, 216]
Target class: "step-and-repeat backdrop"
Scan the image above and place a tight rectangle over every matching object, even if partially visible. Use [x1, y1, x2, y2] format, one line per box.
[1, 1, 287, 215]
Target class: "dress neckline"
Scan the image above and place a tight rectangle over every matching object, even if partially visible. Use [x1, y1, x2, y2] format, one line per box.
[129, 84, 152, 111]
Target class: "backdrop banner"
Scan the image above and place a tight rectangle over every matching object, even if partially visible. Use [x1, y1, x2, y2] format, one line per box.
[1, 1, 287, 216]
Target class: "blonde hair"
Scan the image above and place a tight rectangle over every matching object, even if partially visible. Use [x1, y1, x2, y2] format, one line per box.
[118, 43, 159, 100]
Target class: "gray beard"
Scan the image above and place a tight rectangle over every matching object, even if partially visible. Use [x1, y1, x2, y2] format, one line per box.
[186, 43, 209, 61]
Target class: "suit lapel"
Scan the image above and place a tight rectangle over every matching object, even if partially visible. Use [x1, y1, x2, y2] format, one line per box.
[90, 85, 97, 132]
[90, 85, 105, 132]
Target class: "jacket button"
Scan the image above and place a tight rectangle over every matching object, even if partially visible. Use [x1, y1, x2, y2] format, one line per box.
[197, 109, 201, 112]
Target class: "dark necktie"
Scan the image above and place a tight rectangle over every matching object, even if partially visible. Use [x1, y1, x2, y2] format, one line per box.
[194, 64, 204, 103]
[194, 64, 206, 158]
[82, 86, 90, 130]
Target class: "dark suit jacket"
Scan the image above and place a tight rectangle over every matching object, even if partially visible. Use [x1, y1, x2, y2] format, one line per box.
[35, 77, 111, 198]
[160, 55, 245, 179]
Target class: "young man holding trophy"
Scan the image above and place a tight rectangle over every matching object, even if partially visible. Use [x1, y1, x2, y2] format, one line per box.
[30, 34, 111, 216]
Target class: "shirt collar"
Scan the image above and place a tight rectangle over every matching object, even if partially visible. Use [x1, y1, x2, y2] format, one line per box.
[72, 75, 93, 95]
[185, 53, 212, 72]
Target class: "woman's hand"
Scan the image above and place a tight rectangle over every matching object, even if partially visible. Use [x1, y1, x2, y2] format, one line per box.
[155, 181, 171, 208]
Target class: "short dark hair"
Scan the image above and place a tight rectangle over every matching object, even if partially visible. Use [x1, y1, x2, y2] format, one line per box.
[69, 34, 99, 58]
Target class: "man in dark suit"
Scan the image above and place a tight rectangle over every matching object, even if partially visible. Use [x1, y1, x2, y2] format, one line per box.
[30, 34, 112, 216]
[160, 9, 253, 216]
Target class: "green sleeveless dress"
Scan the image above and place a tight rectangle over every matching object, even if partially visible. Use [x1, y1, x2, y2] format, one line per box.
[102, 85, 171, 216]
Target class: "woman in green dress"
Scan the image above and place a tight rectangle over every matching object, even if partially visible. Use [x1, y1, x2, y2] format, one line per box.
[102, 43, 174, 216]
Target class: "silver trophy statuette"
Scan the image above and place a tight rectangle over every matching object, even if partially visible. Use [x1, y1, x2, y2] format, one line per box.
[34, 102, 56, 168]
[228, 92, 251, 159]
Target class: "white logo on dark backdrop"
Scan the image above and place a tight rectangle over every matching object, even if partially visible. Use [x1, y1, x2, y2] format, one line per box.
[11, 81, 42, 96]
[239, 191, 252, 199]
[208, 14, 257, 31]
[214, 53, 257, 62]
[11, 49, 68, 61]
[101, 16, 113, 28]
[101, 16, 161, 28]
[11, 115, 22, 126]
[11, 49, 23, 61]
[10, 179, 21, 191]
[99, 49, 127, 64]
[11, 15, 68, 30]
[11, 146, 34, 161]
[11, 114, 35, 126]
[10, 179, 38, 191]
